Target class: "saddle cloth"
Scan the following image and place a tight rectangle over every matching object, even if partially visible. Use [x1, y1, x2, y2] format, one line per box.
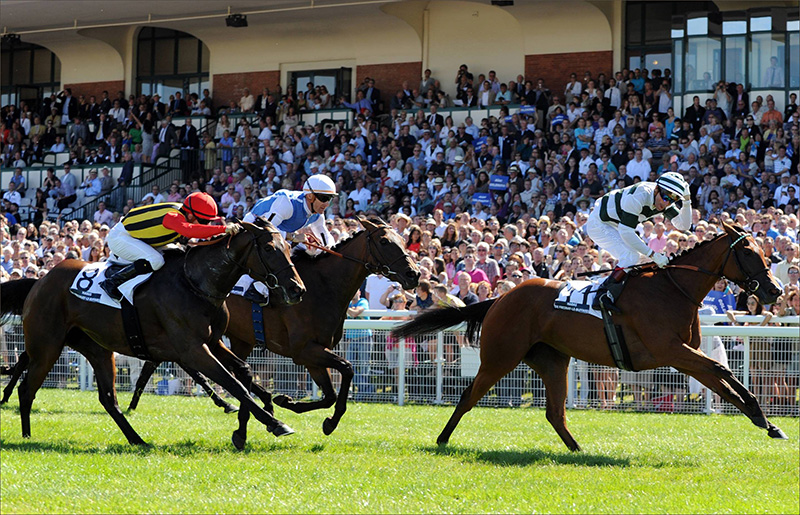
[69, 261, 152, 309]
[553, 279, 603, 320]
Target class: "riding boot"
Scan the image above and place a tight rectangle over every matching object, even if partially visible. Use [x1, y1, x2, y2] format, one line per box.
[592, 267, 627, 314]
[243, 283, 269, 307]
[100, 259, 153, 301]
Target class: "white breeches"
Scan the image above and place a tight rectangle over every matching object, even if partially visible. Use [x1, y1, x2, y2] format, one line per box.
[106, 223, 166, 270]
[586, 212, 643, 269]
[237, 274, 270, 297]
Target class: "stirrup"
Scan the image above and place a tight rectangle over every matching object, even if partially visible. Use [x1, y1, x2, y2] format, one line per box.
[599, 292, 621, 314]
[100, 280, 123, 301]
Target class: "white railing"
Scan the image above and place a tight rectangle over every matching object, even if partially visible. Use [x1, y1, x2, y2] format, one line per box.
[1, 315, 797, 416]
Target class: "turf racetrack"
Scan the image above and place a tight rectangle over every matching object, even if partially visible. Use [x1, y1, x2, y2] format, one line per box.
[1, 390, 797, 514]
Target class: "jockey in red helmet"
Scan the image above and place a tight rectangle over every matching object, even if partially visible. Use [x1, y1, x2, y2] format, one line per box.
[100, 192, 238, 301]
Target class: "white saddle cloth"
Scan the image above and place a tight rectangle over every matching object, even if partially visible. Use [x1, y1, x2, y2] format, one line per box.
[553, 279, 604, 320]
[69, 261, 152, 309]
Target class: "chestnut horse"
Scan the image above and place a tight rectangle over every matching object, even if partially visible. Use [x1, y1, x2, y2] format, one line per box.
[128, 216, 420, 449]
[0, 219, 305, 446]
[393, 222, 787, 451]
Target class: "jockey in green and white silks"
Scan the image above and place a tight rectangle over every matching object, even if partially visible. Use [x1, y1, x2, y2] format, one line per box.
[237, 174, 337, 305]
[586, 172, 692, 312]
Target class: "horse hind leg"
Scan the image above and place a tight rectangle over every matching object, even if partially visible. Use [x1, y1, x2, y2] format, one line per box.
[69, 334, 148, 445]
[17, 340, 66, 439]
[1, 351, 29, 404]
[182, 366, 239, 414]
[524, 344, 581, 452]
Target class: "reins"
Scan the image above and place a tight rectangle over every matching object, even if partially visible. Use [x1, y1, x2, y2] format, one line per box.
[303, 226, 408, 279]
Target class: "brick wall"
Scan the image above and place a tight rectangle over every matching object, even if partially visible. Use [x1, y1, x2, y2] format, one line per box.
[356, 61, 422, 112]
[212, 71, 280, 112]
[63, 81, 125, 102]
[525, 51, 612, 97]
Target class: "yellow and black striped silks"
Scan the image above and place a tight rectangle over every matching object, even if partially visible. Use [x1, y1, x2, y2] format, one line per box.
[121, 202, 183, 247]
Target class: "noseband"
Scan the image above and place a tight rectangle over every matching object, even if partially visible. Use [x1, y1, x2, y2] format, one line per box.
[230, 229, 297, 291]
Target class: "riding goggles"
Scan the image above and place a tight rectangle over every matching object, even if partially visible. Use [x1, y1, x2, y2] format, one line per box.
[660, 190, 683, 205]
[314, 193, 334, 203]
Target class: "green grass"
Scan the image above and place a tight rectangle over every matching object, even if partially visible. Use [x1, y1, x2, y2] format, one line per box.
[1, 390, 797, 514]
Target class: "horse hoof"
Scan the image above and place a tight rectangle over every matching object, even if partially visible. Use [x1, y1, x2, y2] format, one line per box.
[322, 418, 338, 436]
[768, 426, 789, 440]
[232, 431, 246, 450]
[223, 404, 239, 414]
[132, 440, 151, 448]
[270, 422, 295, 437]
[436, 436, 449, 446]
[273, 394, 292, 408]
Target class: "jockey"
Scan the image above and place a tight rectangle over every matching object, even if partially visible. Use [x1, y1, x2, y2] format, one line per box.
[100, 191, 236, 301]
[238, 173, 337, 305]
[586, 172, 692, 312]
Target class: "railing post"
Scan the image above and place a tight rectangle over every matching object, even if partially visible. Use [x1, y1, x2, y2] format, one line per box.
[702, 336, 712, 415]
[567, 358, 575, 409]
[435, 331, 444, 404]
[398, 335, 405, 406]
[743, 336, 750, 390]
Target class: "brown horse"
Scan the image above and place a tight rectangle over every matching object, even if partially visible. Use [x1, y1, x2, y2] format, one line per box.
[129, 216, 420, 448]
[0, 219, 305, 446]
[393, 221, 787, 451]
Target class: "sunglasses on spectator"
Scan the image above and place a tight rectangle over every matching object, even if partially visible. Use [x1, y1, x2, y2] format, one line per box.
[511, 273, 522, 278]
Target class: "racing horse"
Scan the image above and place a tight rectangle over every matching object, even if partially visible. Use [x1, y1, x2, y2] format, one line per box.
[129, 216, 420, 448]
[392, 221, 788, 451]
[0, 219, 305, 446]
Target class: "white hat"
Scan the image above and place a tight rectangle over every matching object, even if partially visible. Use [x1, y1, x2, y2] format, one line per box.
[303, 174, 337, 196]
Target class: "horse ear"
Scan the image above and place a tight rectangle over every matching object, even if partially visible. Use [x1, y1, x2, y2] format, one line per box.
[357, 215, 374, 230]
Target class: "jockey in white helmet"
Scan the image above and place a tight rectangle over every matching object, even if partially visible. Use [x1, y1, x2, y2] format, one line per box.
[238, 174, 337, 305]
[586, 171, 692, 312]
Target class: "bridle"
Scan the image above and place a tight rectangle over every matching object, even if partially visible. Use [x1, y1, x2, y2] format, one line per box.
[661, 231, 773, 306]
[305, 225, 410, 280]
[183, 225, 297, 301]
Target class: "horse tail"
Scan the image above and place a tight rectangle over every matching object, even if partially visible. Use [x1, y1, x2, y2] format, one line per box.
[0, 278, 37, 325]
[392, 299, 497, 344]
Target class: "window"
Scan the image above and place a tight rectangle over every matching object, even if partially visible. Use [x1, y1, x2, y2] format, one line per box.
[790, 32, 799, 89]
[0, 40, 60, 111]
[724, 36, 746, 84]
[686, 36, 721, 91]
[750, 33, 785, 88]
[136, 27, 209, 99]
[290, 68, 352, 102]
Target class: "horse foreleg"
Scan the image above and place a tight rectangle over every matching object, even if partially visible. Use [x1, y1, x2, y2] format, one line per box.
[181, 366, 239, 414]
[198, 341, 291, 450]
[274, 365, 337, 414]
[672, 344, 787, 439]
[128, 360, 158, 411]
[524, 344, 581, 452]
[0, 351, 28, 404]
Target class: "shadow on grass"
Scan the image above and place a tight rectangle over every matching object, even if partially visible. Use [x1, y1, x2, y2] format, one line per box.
[0, 437, 297, 456]
[421, 444, 631, 468]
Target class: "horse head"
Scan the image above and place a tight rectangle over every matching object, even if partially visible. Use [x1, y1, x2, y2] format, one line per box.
[237, 218, 305, 305]
[357, 215, 421, 290]
[720, 221, 782, 305]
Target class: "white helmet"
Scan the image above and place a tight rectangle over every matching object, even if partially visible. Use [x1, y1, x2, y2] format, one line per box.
[303, 174, 337, 197]
[656, 172, 690, 201]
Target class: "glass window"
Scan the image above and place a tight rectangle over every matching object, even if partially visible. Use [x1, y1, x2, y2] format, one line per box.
[687, 17, 708, 36]
[13, 49, 31, 84]
[153, 39, 174, 75]
[644, 3, 672, 44]
[790, 32, 799, 89]
[724, 36, 746, 84]
[200, 46, 209, 73]
[1, 53, 10, 87]
[671, 29, 684, 39]
[138, 39, 151, 76]
[628, 55, 641, 71]
[686, 37, 720, 91]
[672, 40, 683, 93]
[645, 52, 671, 73]
[788, 20, 799, 32]
[32, 48, 51, 83]
[626, 4, 642, 45]
[750, 33, 785, 88]
[722, 20, 746, 35]
[177, 39, 198, 74]
[750, 16, 771, 32]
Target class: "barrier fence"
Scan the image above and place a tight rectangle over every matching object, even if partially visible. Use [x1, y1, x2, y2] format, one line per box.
[1, 314, 797, 417]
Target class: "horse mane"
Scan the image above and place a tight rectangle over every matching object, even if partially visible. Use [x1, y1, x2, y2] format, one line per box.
[667, 232, 721, 263]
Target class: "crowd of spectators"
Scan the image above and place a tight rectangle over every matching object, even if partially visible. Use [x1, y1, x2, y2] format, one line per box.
[1, 62, 798, 410]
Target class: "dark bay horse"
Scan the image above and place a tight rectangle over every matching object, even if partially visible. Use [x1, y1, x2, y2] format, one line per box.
[130, 216, 420, 448]
[0, 219, 305, 446]
[393, 222, 787, 451]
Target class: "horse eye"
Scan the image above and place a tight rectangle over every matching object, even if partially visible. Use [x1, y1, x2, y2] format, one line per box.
[744, 248, 753, 256]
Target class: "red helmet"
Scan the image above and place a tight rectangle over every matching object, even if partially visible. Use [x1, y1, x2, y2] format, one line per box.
[182, 192, 218, 222]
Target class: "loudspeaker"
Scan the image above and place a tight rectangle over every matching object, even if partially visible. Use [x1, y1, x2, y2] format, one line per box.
[225, 14, 248, 28]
